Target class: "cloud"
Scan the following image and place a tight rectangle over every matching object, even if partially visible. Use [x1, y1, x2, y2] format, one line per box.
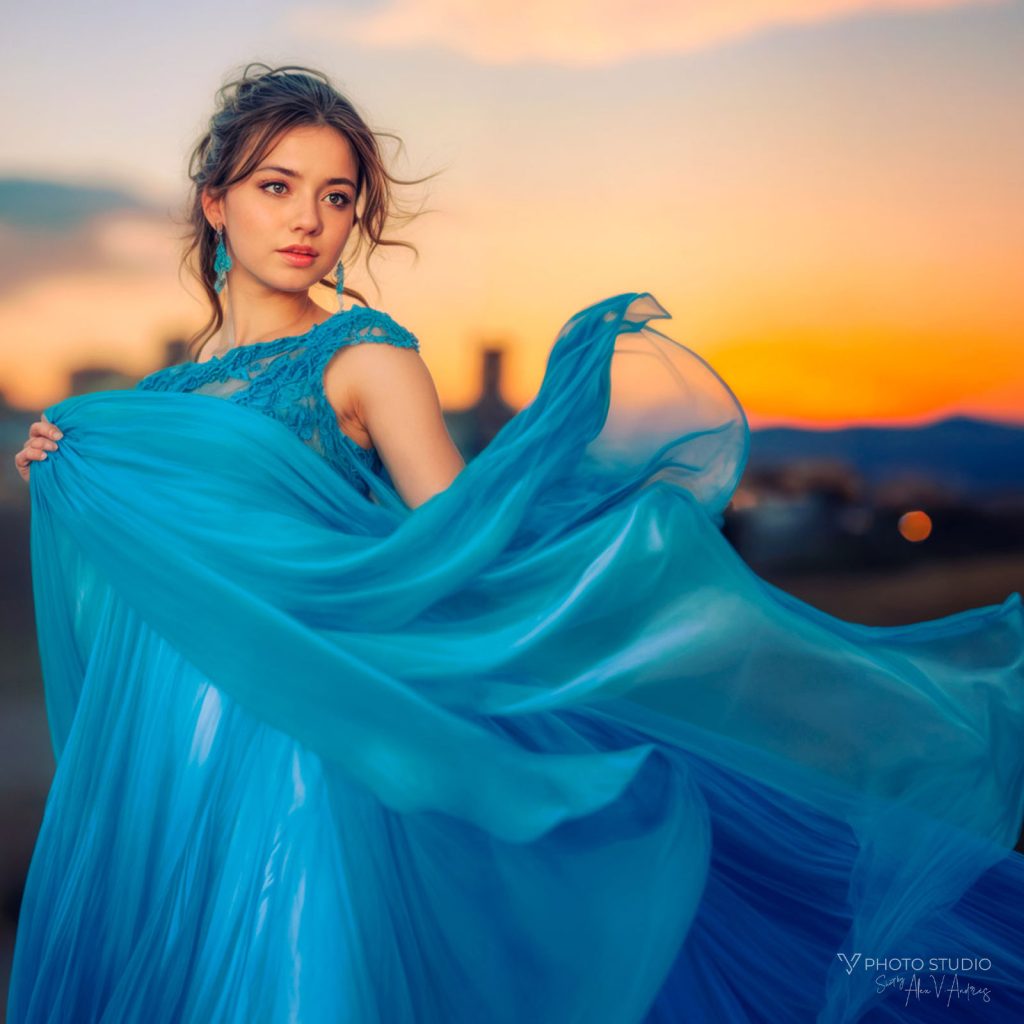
[0, 200, 181, 302]
[0, 178, 149, 231]
[288, 0, 1005, 68]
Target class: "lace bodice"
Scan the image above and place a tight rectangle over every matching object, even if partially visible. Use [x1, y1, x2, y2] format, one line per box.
[135, 305, 420, 495]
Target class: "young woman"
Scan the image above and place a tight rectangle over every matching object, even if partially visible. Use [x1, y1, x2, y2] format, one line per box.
[10, 63, 1024, 1023]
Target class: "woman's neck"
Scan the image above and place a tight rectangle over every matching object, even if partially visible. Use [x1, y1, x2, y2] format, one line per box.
[223, 295, 328, 349]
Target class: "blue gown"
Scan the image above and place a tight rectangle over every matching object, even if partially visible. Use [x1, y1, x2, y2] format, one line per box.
[9, 293, 1024, 1023]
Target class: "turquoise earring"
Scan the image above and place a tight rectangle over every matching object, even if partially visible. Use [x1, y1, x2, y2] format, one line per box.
[335, 259, 345, 296]
[214, 226, 232, 294]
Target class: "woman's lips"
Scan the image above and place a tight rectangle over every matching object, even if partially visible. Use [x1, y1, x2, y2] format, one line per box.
[278, 250, 316, 267]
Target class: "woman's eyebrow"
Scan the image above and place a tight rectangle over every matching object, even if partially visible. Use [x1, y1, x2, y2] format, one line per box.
[255, 164, 355, 187]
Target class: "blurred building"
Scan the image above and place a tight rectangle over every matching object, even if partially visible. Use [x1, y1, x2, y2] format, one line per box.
[68, 365, 136, 394]
[443, 346, 517, 458]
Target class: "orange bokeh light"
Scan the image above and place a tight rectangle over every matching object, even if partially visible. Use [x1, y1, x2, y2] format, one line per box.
[898, 510, 932, 543]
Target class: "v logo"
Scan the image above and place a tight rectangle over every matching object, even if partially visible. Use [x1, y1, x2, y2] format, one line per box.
[837, 953, 862, 975]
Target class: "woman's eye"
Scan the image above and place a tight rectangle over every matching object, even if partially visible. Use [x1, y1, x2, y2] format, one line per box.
[260, 182, 350, 208]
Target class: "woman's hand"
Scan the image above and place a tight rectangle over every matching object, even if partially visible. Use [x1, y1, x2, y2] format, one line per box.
[15, 413, 63, 483]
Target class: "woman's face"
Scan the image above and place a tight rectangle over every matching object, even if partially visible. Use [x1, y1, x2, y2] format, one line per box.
[205, 124, 359, 296]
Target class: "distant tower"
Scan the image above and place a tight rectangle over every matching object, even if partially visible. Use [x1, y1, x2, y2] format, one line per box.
[444, 344, 518, 459]
[470, 348, 517, 452]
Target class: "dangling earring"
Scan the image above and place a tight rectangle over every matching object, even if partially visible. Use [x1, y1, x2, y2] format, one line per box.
[335, 258, 345, 298]
[214, 225, 232, 294]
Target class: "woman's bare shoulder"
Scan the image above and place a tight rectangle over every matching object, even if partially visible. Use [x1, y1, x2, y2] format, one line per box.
[321, 317, 428, 447]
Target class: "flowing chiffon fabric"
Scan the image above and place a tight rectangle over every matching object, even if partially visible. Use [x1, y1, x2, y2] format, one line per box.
[10, 292, 1024, 1023]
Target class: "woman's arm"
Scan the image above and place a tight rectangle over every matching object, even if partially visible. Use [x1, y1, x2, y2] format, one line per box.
[324, 344, 466, 509]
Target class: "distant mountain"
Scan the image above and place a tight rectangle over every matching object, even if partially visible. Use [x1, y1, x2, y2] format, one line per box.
[748, 416, 1024, 497]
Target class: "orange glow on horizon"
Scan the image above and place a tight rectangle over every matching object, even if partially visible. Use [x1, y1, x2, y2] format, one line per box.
[3, 300, 1023, 431]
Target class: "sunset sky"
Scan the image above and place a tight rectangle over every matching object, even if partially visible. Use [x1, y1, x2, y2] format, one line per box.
[1, 0, 1021, 428]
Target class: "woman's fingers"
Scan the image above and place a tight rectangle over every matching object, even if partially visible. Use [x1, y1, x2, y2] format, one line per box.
[27, 423, 60, 451]
[30, 418, 63, 441]
[15, 417, 63, 482]
[14, 444, 48, 482]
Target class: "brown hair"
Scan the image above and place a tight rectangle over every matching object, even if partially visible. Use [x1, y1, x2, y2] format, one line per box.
[177, 61, 442, 358]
